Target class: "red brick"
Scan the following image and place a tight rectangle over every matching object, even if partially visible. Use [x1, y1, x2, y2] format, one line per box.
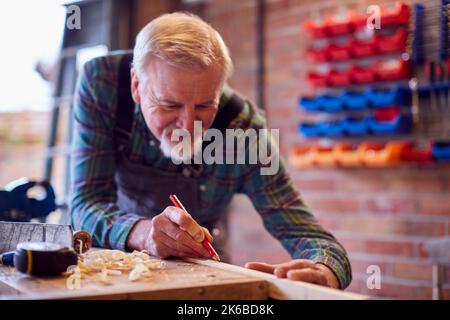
[365, 239, 415, 257]
[336, 216, 395, 235]
[265, 0, 294, 14]
[419, 198, 450, 217]
[446, 266, 450, 285]
[391, 221, 446, 237]
[266, 70, 294, 87]
[368, 282, 431, 300]
[338, 175, 386, 192]
[266, 32, 303, 51]
[308, 198, 360, 214]
[266, 12, 306, 31]
[294, 178, 336, 192]
[334, 236, 364, 253]
[266, 106, 298, 118]
[442, 287, 450, 300]
[268, 50, 304, 66]
[418, 242, 430, 258]
[368, 282, 416, 299]
[387, 177, 446, 193]
[391, 262, 433, 282]
[418, 286, 433, 300]
[350, 258, 387, 275]
[345, 281, 360, 293]
[315, 217, 337, 230]
[334, 217, 446, 238]
[345, 279, 367, 294]
[247, 250, 290, 264]
[366, 198, 417, 215]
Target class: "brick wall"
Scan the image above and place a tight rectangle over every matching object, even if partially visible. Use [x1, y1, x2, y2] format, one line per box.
[204, 0, 450, 299]
[0, 111, 68, 200]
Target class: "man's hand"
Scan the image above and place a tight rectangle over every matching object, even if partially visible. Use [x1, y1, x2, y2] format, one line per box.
[127, 206, 213, 259]
[245, 259, 340, 289]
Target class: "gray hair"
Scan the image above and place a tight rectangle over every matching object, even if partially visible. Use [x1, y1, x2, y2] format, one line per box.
[133, 12, 233, 82]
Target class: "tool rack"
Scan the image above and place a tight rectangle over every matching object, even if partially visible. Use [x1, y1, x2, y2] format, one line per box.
[291, 1, 450, 168]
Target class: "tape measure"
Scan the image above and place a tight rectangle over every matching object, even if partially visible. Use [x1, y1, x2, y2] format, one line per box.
[0, 242, 78, 277]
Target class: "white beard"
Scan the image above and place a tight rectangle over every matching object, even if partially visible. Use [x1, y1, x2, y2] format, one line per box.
[159, 127, 203, 164]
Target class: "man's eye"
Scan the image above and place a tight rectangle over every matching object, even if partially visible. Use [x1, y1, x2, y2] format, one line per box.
[196, 105, 212, 110]
[162, 105, 180, 111]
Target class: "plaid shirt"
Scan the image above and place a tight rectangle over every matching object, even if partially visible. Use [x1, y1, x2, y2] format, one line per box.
[70, 53, 352, 289]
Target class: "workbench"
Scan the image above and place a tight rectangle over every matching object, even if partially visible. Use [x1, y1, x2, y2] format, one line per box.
[0, 256, 369, 300]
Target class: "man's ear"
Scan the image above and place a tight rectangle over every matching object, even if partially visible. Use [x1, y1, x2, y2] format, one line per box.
[130, 68, 141, 105]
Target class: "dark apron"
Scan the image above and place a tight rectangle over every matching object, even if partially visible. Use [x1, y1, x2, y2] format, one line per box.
[114, 152, 230, 261]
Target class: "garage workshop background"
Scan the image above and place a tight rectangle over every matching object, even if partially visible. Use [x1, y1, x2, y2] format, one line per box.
[0, 0, 449, 299]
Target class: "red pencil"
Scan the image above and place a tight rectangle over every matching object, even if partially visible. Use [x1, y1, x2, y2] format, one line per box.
[169, 194, 221, 261]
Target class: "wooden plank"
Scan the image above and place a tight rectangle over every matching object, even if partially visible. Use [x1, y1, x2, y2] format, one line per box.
[185, 258, 370, 300]
[0, 249, 368, 300]
[0, 281, 22, 299]
[0, 258, 268, 300]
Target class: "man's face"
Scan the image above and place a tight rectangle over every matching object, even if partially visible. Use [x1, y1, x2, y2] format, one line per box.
[131, 57, 223, 161]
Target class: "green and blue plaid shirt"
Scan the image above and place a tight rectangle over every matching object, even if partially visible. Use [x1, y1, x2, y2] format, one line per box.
[70, 53, 352, 289]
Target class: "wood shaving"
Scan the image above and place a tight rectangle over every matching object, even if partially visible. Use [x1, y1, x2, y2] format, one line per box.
[66, 266, 82, 290]
[65, 250, 163, 289]
[128, 263, 151, 281]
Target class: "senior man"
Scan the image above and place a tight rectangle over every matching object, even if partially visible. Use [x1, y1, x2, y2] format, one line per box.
[70, 12, 352, 289]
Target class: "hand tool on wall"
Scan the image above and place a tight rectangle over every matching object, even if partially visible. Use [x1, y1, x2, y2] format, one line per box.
[409, 3, 427, 140]
[425, 60, 440, 136]
[436, 61, 449, 135]
[410, 3, 425, 65]
[444, 58, 450, 136]
[439, 0, 449, 137]
[409, 77, 421, 131]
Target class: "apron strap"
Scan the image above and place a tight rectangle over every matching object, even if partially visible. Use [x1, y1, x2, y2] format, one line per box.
[211, 92, 246, 132]
[114, 52, 134, 152]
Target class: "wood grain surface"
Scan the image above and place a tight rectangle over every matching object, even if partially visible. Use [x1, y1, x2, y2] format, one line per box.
[186, 258, 370, 300]
[0, 258, 267, 300]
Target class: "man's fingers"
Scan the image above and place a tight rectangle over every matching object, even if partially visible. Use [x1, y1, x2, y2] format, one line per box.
[163, 206, 205, 242]
[286, 268, 328, 286]
[202, 227, 213, 242]
[279, 259, 318, 270]
[245, 260, 330, 287]
[150, 227, 203, 258]
[274, 267, 289, 278]
[274, 260, 318, 277]
[244, 262, 276, 274]
[245, 259, 321, 278]
[149, 238, 173, 258]
[153, 215, 209, 257]
[157, 232, 203, 258]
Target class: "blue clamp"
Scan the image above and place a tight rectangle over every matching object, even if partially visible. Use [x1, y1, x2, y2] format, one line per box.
[0, 178, 57, 222]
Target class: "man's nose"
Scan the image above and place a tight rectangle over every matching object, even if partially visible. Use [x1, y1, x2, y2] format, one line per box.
[177, 106, 196, 133]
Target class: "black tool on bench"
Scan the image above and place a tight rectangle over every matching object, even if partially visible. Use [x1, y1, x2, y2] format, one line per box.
[0, 230, 91, 277]
[0, 242, 78, 277]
